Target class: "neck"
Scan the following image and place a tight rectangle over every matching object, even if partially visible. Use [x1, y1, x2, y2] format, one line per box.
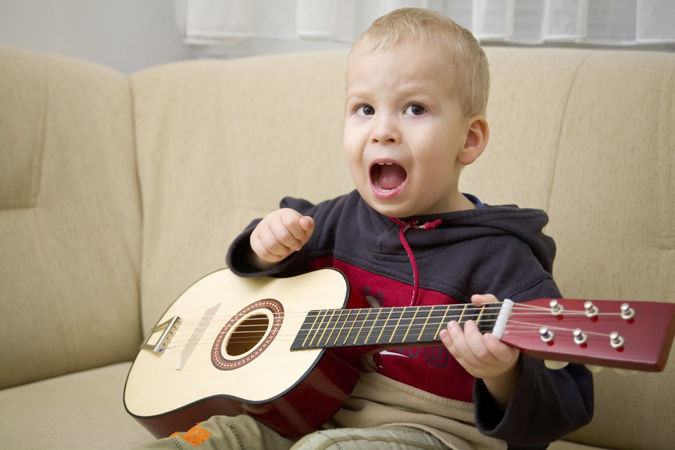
[291, 303, 499, 350]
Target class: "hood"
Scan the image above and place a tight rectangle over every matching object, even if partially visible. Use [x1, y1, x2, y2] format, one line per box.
[358, 198, 557, 275]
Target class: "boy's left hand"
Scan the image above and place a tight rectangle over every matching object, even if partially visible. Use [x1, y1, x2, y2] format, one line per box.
[440, 294, 520, 410]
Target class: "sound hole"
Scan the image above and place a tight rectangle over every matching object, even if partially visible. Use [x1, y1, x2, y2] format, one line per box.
[226, 314, 270, 356]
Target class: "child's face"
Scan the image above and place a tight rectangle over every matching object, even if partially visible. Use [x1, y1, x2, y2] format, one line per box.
[344, 41, 480, 217]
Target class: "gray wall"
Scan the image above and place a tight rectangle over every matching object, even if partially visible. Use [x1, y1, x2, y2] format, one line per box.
[0, 0, 196, 74]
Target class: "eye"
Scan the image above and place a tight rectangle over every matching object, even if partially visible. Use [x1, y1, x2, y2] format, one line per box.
[356, 105, 375, 116]
[404, 104, 426, 116]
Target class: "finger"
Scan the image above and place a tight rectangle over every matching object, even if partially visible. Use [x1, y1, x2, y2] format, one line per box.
[439, 327, 452, 349]
[439, 321, 460, 354]
[482, 333, 520, 364]
[255, 220, 298, 257]
[471, 294, 499, 306]
[299, 216, 315, 233]
[270, 218, 305, 251]
[282, 214, 313, 244]
[251, 232, 288, 261]
[463, 320, 499, 365]
[445, 321, 476, 364]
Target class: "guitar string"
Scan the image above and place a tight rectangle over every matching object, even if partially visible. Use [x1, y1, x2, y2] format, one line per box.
[162, 324, 617, 351]
[160, 305, 627, 338]
[162, 302, 625, 328]
[163, 302, 542, 326]
[161, 311, 622, 351]
[161, 305, 509, 347]
[159, 304, 627, 349]
[221, 321, 614, 344]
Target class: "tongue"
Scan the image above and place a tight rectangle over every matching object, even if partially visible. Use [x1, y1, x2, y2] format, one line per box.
[377, 164, 407, 190]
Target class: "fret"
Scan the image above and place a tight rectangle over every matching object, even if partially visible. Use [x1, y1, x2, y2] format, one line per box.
[476, 305, 497, 334]
[292, 310, 321, 350]
[353, 309, 371, 345]
[341, 309, 359, 345]
[376, 308, 394, 343]
[316, 309, 338, 348]
[302, 310, 322, 348]
[402, 306, 437, 345]
[349, 309, 372, 346]
[391, 307, 417, 344]
[457, 304, 468, 324]
[330, 309, 349, 347]
[475, 305, 485, 327]
[416, 306, 432, 341]
[418, 306, 449, 343]
[456, 304, 494, 334]
[364, 308, 383, 345]
[387, 308, 405, 344]
[401, 307, 420, 343]
[308, 309, 330, 348]
[433, 305, 450, 339]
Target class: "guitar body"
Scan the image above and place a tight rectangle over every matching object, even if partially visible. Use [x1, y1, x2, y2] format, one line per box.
[124, 268, 366, 438]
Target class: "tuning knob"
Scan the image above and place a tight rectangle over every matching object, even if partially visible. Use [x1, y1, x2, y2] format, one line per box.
[540, 327, 555, 343]
[544, 360, 569, 370]
[620, 303, 635, 320]
[584, 301, 599, 318]
[549, 299, 564, 316]
[573, 328, 588, 345]
[609, 331, 625, 349]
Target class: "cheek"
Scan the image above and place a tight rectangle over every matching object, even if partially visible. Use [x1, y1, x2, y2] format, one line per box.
[343, 131, 365, 164]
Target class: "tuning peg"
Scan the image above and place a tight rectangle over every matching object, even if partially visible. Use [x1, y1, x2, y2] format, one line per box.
[609, 331, 625, 349]
[620, 303, 635, 320]
[573, 328, 588, 345]
[539, 327, 555, 343]
[584, 301, 599, 318]
[614, 369, 637, 376]
[544, 360, 569, 370]
[549, 299, 564, 316]
[585, 365, 604, 373]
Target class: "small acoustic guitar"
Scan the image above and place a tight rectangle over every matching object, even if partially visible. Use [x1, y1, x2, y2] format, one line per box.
[124, 268, 675, 438]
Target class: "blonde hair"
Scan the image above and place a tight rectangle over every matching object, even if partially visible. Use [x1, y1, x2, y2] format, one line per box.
[349, 8, 490, 117]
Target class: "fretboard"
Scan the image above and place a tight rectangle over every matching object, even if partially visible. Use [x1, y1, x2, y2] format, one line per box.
[290, 304, 496, 350]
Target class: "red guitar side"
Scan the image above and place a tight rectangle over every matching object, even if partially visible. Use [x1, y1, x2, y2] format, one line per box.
[124, 268, 675, 438]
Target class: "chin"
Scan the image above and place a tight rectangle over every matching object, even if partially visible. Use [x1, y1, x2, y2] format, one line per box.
[363, 197, 416, 218]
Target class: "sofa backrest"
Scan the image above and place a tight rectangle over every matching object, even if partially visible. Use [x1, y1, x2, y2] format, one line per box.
[0, 46, 143, 389]
[463, 48, 675, 450]
[130, 53, 354, 333]
[131, 48, 675, 450]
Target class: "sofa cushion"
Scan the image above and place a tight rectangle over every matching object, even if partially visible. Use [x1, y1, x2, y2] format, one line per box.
[0, 362, 153, 449]
[0, 46, 143, 389]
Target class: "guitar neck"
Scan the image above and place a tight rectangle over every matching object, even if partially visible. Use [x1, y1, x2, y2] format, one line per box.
[291, 304, 495, 350]
[290, 297, 675, 373]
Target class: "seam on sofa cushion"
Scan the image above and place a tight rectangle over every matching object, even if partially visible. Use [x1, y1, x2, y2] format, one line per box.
[546, 51, 592, 214]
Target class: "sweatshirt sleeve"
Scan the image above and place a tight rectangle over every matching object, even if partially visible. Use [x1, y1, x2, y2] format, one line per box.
[473, 279, 594, 449]
[225, 197, 320, 277]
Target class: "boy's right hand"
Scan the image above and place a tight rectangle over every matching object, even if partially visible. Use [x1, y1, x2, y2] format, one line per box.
[248, 208, 315, 270]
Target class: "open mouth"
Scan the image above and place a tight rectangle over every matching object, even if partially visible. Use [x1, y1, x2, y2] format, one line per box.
[370, 162, 407, 194]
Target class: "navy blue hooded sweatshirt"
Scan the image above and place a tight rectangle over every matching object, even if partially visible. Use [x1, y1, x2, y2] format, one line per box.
[227, 190, 594, 449]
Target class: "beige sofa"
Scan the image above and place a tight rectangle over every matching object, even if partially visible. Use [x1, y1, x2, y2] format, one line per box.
[1, 44, 674, 450]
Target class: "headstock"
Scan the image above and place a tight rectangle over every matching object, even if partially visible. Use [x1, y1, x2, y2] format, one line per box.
[500, 298, 675, 372]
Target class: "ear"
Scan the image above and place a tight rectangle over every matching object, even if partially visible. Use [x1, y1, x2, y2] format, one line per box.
[457, 115, 489, 166]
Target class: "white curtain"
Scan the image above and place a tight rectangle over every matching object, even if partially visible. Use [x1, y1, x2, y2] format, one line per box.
[175, 0, 675, 57]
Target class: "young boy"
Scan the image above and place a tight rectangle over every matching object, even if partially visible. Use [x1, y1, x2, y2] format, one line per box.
[137, 8, 593, 450]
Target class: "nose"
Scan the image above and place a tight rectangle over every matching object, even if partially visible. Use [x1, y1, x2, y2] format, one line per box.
[371, 114, 401, 145]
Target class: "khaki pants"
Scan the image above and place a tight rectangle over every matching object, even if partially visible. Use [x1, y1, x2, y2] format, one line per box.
[133, 415, 448, 450]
